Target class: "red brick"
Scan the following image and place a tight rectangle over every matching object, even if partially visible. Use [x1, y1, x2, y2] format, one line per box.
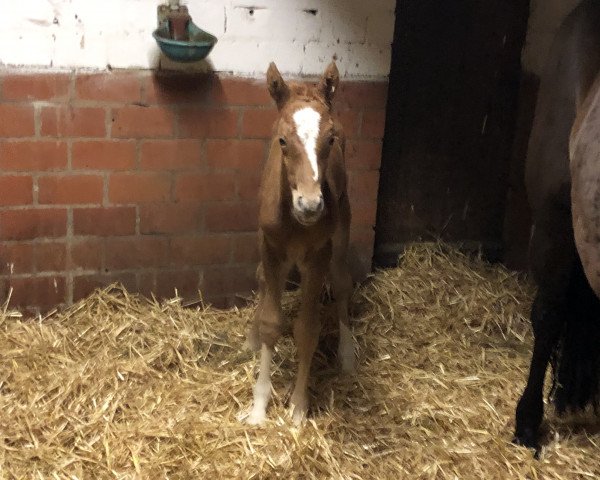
[2, 73, 70, 101]
[200, 265, 257, 297]
[0, 105, 35, 137]
[233, 233, 259, 263]
[335, 82, 389, 109]
[112, 106, 175, 138]
[153, 270, 201, 299]
[348, 227, 375, 282]
[348, 171, 380, 203]
[346, 140, 382, 171]
[241, 109, 278, 138]
[174, 173, 236, 202]
[0, 175, 33, 206]
[104, 237, 168, 269]
[143, 73, 214, 105]
[336, 110, 360, 137]
[109, 173, 171, 203]
[137, 271, 155, 297]
[71, 239, 104, 271]
[178, 108, 239, 138]
[140, 140, 202, 170]
[76, 73, 141, 103]
[205, 203, 259, 232]
[238, 175, 261, 201]
[40, 106, 106, 138]
[350, 200, 378, 227]
[350, 224, 376, 242]
[139, 203, 202, 234]
[0, 243, 34, 274]
[361, 109, 387, 139]
[206, 139, 265, 171]
[72, 140, 136, 170]
[38, 175, 103, 205]
[0, 141, 67, 171]
[170, 235, 232, 266]
[0, 209, 67, 240]
[73, 273, 137, 302]
[8, 276, 67, 310]
[73, 207, 136, 236]
[35, 242, 67, 272]
[211, 78, 271, 106]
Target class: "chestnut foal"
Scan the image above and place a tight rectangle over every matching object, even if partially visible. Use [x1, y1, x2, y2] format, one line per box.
[244, 61, 355, 425]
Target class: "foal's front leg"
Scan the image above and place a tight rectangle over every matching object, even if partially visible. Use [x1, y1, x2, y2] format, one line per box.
[246, 250, 288, 425]
[290, 247, 330, 424]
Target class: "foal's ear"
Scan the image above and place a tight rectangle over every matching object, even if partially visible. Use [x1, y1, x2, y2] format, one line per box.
[267, 62, 290, 110]
[318, 61, 339, 106]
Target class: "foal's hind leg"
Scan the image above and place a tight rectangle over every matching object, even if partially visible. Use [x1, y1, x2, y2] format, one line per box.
[290, 245, 330, 424]
[331, 198, 355, 373]
[331, 255, 355, 373]
[514, 291, 565, 453]
[245, 263, 265, 352]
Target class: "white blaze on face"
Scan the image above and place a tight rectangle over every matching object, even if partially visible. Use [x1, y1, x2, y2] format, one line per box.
[292, 107, 321, 181]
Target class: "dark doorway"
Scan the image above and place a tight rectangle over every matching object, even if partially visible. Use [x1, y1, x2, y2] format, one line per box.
[374, 0, 531, 267]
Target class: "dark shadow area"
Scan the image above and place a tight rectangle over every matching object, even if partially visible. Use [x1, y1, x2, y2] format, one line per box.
[374, 0, 531, 268]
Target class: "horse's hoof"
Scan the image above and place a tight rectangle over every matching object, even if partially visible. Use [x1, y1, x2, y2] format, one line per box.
[512, 429, 541, 458]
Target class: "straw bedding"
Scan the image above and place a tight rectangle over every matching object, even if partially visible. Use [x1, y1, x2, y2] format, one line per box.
[1, 243, 599, 479]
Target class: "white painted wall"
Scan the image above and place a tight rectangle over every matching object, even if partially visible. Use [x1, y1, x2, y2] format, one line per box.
[0, 0, 396, 79]
[522, 0, 581, 75]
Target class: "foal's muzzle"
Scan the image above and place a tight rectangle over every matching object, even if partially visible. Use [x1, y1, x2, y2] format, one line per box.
[293, 193, 324, 225]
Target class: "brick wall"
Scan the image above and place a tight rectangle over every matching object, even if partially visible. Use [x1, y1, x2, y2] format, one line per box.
[0, 71, 387, 312]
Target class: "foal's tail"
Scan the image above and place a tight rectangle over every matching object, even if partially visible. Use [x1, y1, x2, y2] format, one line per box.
[551, 263, 600, 414]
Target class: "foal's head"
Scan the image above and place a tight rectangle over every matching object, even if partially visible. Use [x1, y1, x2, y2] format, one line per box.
[267, 61, 340, 226]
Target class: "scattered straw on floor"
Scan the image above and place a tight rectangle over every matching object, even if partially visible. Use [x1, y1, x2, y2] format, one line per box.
[1, 243, 599, 479]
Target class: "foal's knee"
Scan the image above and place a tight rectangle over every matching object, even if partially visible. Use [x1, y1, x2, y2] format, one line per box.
[259, 319, 281, 349]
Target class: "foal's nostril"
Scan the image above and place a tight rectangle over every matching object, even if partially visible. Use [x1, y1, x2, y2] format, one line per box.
[317, 194, 324, 211]
[297, 196, 324, 215]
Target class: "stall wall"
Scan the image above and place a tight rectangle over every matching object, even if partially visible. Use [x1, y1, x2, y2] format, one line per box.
[0, 1, 394, 311]
[0, 0, 394, 78]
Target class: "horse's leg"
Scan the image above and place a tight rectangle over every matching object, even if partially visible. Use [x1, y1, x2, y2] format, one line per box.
[244, 262, 265, 352]
[290, 244, 331, 424]
[514, 201, 573, 454]
[331, 257, 354, 374]
[514, 290, 565, 453]
[330, 236, 355, 373]
[246, 244, 289, 426]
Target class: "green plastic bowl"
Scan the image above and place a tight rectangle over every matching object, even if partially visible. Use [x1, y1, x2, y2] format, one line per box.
[153, 21, 217, 63]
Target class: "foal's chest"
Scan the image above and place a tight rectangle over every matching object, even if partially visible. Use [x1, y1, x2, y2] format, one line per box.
[283, 232, 331, 266]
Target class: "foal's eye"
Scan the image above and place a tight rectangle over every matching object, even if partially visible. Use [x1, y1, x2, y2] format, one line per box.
[279, 137, 287, 147]
[328, 136, 335, 146]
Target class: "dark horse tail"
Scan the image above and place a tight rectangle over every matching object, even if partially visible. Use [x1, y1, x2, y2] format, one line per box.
[551, 259, 600, 414]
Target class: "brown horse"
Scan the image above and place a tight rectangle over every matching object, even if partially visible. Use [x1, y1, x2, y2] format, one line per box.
[243, 61, 355, 425]
[514, 0, 600, 455]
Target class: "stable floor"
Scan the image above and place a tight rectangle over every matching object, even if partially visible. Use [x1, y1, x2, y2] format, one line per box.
[1, 245, 598, 479]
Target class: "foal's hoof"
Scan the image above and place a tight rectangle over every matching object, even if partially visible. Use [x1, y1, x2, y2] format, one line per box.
[340, 357, 356, 376]
[289, 394, 309, 426]
[240, 406, 267, 426]
[512, 429, 541, 458]
[290, 405, 307, 426]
